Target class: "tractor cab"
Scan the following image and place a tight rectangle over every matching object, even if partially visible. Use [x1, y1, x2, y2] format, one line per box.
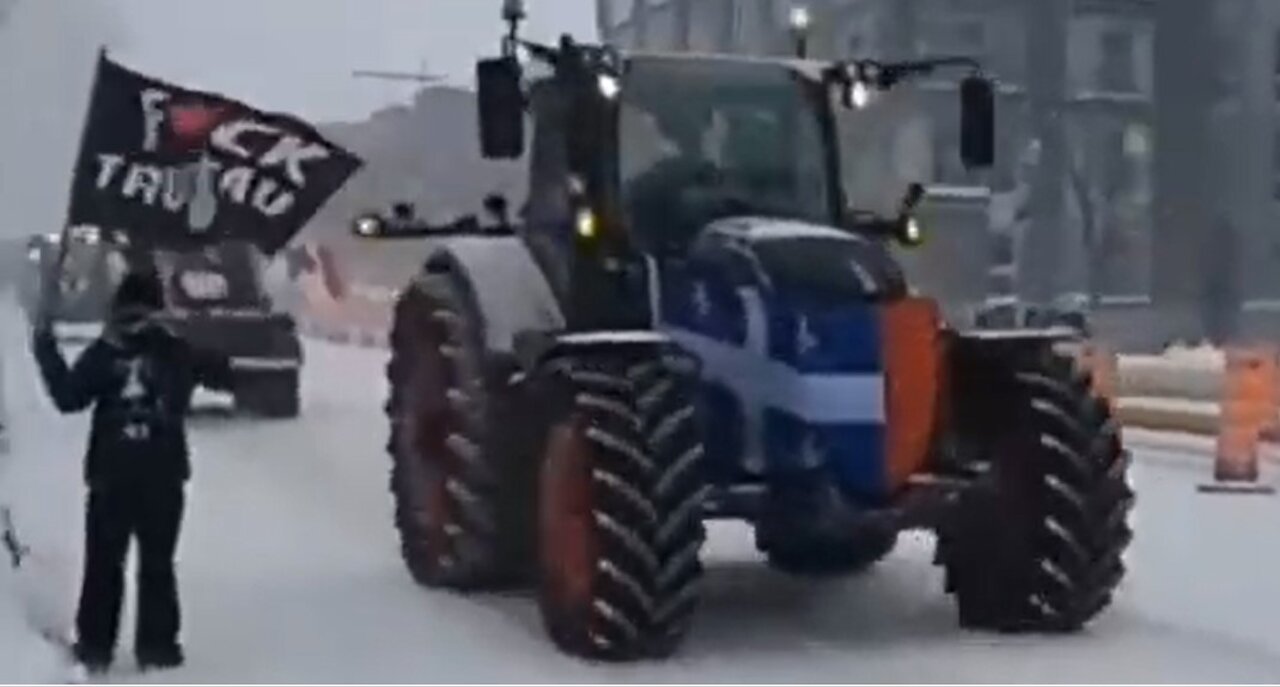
[473, 24, 994, 330]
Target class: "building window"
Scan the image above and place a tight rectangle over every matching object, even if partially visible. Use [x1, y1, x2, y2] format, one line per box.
[1272, 132, 1280, 200]
[1098, 29, 1136, 93]
[1273, 29, 1280, 101]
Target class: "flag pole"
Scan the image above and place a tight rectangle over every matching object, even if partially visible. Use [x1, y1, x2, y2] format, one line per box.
[39, 45, 108, 331]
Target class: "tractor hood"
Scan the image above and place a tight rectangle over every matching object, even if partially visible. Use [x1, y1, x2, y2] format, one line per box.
[685, 217, 908, 305]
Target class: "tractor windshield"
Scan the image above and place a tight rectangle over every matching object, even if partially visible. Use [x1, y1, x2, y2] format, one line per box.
[620, 56, 835, 251]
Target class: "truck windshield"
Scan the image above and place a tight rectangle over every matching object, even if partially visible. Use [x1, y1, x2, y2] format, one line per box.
[620, 57, 834, 249]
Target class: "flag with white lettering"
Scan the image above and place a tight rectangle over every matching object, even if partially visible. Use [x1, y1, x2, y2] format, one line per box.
[66, 53, 362, 255]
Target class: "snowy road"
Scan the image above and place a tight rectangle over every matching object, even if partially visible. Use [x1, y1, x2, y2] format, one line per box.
[4, 300, 1280, 683]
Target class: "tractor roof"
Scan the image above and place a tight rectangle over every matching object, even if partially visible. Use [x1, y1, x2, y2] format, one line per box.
[620, 49, 830, 82]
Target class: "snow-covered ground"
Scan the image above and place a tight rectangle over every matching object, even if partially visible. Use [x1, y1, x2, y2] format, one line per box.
[3, 298, 1280, 683]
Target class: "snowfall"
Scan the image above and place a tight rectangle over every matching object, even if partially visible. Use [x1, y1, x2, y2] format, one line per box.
[2, 294, 1280, 684]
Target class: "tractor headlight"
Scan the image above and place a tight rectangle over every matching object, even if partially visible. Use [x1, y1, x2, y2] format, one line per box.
[850, 79, 872, 109]
[899, 217, 924, 247]
[352, 214, 384, 237]
[575, 208, 599, 239]
[597, 74, 621, 100]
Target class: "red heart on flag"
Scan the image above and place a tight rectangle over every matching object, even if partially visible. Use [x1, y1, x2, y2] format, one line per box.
[167, 102, 233, 149]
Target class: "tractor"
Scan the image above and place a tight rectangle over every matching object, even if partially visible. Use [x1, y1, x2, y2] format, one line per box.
[353, 4, 1134, 662]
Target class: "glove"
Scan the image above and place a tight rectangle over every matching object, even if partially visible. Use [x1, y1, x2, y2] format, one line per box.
[30, 321, 57, 357]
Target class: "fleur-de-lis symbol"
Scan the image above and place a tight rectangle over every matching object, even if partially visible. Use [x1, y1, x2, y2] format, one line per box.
[692, 282, 713, 319]
[797, 315, 820, 355]
[799, 432, 824, 468]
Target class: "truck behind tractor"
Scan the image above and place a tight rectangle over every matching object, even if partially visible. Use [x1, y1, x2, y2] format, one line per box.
[354, 3, 1134, 661]
[150, 240, 303, 418]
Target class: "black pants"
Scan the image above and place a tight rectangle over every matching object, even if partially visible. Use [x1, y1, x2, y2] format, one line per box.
[76, 482, 185, 660]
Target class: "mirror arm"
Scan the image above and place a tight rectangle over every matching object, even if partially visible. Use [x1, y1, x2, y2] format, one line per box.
[875, 56, 984, 88]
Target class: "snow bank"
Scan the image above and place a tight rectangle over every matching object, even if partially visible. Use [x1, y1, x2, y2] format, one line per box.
[0, 564, 66, 684]
[0, 295, 81, 683]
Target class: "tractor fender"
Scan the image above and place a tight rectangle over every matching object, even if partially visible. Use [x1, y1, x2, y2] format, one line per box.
[417, 236, 565, 355]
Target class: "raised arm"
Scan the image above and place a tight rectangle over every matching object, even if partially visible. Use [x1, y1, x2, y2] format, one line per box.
[31, 329, 109, 414]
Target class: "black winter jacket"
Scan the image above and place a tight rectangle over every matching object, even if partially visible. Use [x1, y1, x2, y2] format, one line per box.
[33, 324, 230, 487]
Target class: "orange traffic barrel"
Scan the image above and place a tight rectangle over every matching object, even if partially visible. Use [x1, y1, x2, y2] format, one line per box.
[1199, 347, 1276, 495]
[1078, 342, 1118, 408]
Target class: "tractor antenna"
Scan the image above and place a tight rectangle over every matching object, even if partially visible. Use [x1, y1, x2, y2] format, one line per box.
[502, 0, 527, 57]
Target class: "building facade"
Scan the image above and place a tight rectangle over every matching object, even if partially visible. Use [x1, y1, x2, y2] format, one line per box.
[598, 0, 1156, 310]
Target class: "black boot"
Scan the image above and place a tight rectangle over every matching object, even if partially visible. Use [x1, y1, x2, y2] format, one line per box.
[136, 644, 184, 672]
[72, 643, 112, 676]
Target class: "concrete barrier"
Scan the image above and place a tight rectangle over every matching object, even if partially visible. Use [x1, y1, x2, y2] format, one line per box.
[1117, 396, 1280, 441]
[1119, 357, 1222, 402]
[1116, 398, 1221, 436]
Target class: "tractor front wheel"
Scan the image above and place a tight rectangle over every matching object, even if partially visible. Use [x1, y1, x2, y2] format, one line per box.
[535, 353, 707, 661]
[939, 349, 1134, 632]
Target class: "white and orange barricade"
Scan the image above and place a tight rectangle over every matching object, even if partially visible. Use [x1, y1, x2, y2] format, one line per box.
[1198, 346, 1277, 494]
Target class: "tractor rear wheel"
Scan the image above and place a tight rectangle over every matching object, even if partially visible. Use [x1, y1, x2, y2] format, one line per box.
[939, 349, 1134, 632]
[535, 353, 707, 661]
[384, 272, 534, 590]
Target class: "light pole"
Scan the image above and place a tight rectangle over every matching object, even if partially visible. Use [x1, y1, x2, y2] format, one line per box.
[1020, 0, 1071, 305]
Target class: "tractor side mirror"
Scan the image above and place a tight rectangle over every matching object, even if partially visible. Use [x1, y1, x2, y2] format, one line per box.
[477, 57, 526, 160]
[959, 75, 995, 169]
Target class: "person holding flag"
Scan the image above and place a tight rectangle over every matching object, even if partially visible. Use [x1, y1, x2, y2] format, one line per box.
[31, 268, 232, 675]
[29, 48, 360, 677]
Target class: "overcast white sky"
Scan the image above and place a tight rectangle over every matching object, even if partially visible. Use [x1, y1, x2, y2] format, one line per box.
[110, 0, 598, 122]
[0, 1, 595, 239]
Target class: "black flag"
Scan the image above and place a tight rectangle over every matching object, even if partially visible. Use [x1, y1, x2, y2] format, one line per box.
[66, 53, 362, 255]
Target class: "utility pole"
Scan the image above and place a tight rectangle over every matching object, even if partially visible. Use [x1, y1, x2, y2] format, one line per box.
[1153, 1, 1218, 336]
[1020, 0, 1071, 304]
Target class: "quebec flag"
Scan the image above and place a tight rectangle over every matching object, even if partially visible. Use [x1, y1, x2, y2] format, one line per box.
[658, 262, 932, 502]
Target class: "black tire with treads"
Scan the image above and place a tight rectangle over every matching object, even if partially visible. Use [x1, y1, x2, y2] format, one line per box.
[536, 352, 707, 661]
[385, 269, 534, 590]
[237, 370, 300, 419]
[938, 348, 1134, 632]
